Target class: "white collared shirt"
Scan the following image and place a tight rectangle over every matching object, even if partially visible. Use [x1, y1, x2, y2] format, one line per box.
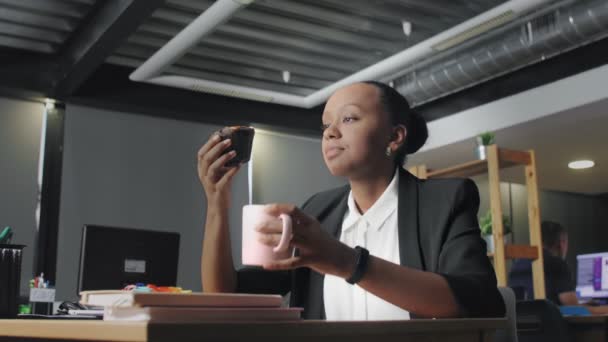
[323, 170, 410, 321]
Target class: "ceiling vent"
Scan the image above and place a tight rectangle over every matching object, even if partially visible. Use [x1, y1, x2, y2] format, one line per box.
[432, 10, 516, 51]
[394, 0, 608, 106]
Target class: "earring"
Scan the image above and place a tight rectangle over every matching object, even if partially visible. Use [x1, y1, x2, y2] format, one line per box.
[385, 146, 392, 157]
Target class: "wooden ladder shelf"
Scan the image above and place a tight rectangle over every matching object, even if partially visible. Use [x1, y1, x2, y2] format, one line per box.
[409, 144, 546, 299]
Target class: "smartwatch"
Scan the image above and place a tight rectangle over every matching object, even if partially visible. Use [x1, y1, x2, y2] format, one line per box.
[346, 246, 370, 284]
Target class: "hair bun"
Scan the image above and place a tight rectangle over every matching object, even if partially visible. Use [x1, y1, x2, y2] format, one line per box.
[361, 80, 428, 156]
[405, 111, 428, 153]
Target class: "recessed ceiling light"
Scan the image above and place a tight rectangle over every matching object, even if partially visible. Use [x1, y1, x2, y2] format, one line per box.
[568, 160, 595, 170]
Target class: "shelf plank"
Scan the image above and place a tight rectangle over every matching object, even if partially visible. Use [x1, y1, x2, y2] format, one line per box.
[488, 244, 539, 260]
[499, 148, 531, 166]
[427, 159, 488, 178]
[425, 146, 529, 179]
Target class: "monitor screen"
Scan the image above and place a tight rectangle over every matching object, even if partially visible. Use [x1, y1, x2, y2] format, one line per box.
[77, 225, 180, 293]
[576, 252, 608, 299]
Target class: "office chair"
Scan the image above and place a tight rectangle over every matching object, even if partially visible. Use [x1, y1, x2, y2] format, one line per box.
[516, 300, 569, 342]
[510, 286, 527, 301]
[495, 287, 518, 342]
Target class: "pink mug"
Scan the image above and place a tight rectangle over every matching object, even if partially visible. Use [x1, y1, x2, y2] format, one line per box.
[242, 205, 293, 266]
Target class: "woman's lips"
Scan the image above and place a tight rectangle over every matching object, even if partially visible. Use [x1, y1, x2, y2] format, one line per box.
[324, 146, 344, 159]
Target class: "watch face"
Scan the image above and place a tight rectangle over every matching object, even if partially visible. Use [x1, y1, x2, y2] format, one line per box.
[346, 246, 369, 284]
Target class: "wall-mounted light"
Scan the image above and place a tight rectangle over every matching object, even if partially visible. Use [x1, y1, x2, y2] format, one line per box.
[568, 160, 595, 170]
[44, 98, 56, 110]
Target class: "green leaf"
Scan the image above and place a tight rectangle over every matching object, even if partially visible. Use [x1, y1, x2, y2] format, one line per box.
[477, 131, 495, 145]
[478, 210, 511, 235]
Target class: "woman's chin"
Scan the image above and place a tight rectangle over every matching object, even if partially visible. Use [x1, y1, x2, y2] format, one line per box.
[325, 163, 353, 178]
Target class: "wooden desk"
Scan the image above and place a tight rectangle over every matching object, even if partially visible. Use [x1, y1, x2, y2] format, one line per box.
[566, 315, 608, 342]
[0, 318, 505, 342]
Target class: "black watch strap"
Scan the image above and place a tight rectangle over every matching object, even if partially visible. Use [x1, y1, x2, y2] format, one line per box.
[346, 246, 370, 284]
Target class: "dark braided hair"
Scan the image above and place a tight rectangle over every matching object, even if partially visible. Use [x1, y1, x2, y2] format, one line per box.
[362, 81, 428, 166]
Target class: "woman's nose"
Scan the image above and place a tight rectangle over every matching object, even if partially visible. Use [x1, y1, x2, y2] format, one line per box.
[323, 123, 340, 139]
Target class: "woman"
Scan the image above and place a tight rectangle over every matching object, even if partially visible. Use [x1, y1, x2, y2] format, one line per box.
[198, 81, 505, 320]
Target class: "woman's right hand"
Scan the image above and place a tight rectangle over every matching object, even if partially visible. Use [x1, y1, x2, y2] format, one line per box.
[197, 131, 241, 209]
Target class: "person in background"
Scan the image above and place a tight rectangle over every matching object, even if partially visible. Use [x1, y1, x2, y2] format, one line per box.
[509, 221, 608, 314]
[198, 81, 505, 320]
[509, 221, 574, 304]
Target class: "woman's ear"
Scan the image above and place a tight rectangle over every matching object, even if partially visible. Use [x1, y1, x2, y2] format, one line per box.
[389, 124, 407, 151]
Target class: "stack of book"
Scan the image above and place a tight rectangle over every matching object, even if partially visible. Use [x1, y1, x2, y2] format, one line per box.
[80, 291, 302, 322]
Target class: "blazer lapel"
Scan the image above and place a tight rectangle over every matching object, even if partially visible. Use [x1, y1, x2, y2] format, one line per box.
[324, 192, 349, 240]
[398, 169, 425, 270]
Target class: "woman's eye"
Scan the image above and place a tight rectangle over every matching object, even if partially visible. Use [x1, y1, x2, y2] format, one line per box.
[342, 116, 356, 123]
[320, 123, 330, 131]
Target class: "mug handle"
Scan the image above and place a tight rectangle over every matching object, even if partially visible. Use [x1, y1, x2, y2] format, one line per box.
[273, 214, 292, 253]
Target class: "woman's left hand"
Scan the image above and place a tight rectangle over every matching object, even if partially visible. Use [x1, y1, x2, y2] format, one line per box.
[257, 204, 355, 278]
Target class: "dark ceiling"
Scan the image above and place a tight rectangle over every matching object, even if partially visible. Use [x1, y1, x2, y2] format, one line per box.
[0, 0, 607, 136]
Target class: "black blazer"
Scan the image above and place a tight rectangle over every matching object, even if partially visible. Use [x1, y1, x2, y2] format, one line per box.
[236, 168, 505, 319]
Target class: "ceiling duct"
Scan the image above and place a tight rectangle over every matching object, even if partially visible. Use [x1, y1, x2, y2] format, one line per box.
[394, 0, 608, 106]
[431, 10, 516, 52]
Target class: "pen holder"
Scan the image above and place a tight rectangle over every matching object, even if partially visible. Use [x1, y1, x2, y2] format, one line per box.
[29, 288, 56, 315]
[0, 244, 25, 318]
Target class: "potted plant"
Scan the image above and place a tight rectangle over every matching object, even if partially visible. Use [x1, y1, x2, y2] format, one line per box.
[475, 131, 495, 160]
[479, 210, 512, 252]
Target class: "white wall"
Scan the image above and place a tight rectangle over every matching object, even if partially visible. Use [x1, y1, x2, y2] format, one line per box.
[421, 63, 608, 152]
[0, 96, 44, 296]
[56, 104, 249, 301]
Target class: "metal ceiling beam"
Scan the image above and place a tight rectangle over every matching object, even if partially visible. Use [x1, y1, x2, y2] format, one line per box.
[0, 22, 64, 44]
[158, 6, 402, 55]
[231, 9, 404, 54]
[0, 34, 55, 53]
[108, 55, 318, 96]
[383, 0, 473, 21]
[0, 7, 73, 31]
[124, 34, 349, 80]
[168, 65, 318, 96]
[50, 0, 166, 98]
[298, 0, 443, 33]
[217, 23, 379, 63]
[115, 44, 340, 83]
[201, 35, 366, 72]
[0, 0, 90, 19]
[458, 0, 498, 13]
[136, 21, 364, 73]
[61, 0, 96, 5]
[142, 18, 378, 64]
[172, 0, 405, 41]
[114, 46, 333, 88]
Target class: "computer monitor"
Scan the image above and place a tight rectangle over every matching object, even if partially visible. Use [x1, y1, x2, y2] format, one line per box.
[576, 252, 608, 299]
[77, 225, 180, 293]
